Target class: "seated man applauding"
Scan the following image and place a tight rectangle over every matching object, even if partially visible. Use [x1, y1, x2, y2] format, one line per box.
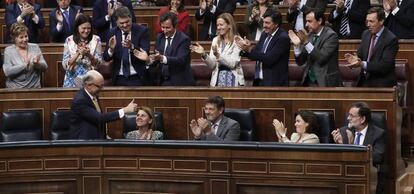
[190, 96, 240, 141]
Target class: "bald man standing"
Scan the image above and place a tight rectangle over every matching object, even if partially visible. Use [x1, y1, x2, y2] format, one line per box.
[70, 70, 137, 139]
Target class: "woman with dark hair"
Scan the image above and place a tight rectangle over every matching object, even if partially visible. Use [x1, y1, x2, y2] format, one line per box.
[245, 0, 278, 41]
[62, 14, 102, 87]
[190, 13, 245, 87]
[3, 23, 48, 88]
[273, 110, 320, 143]
[126, 106, 164, 140]
[155, 0, 189, 33]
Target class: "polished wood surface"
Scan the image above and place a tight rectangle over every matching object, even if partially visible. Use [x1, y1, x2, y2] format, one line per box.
[0, 87, 404, 194]
[0, 140, 374, 194]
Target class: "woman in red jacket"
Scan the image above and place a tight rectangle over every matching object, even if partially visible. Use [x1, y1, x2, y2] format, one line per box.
[155, 0, 189, 34]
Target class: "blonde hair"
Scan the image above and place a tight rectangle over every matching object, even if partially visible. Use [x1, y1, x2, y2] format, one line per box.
[216, 13, 238, 46]
[10, 23, 28, 41]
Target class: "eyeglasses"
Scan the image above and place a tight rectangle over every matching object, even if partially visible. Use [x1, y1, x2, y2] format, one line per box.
[347, 113, 360, 119]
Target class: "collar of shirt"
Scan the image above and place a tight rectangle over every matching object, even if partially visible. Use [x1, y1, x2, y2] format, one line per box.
[60, 7, 70, 13]
[165, 30, 177, 40]
[315, 27, 324, 37]
[355, 124, 368, 143]
[375, 26, 385, 39]
[84, 88, 95, 101]
[212, 118, 222, 128]
[269, 27, 279, 37]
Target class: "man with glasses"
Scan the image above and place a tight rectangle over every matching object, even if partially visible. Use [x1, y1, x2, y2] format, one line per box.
[70, 70, 138, 139]
[331, 102, 387, 194]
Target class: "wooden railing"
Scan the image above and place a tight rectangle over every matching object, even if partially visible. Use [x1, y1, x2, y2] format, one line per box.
[0, 140, 374, 194]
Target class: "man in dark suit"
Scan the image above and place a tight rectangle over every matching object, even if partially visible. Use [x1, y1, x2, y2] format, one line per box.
[135, 12, 194, 86]
[344, 7, 398, 87]
[291, 9, 342, 87]
[328, 0, 370, 39]
[195, 0, 237, 40]
[70, 70, 137, 139]
[5, 0, 45, 43]
[92, 0, 136, 42]
[236, 10, 290, 86]
[49, 0, 83, 43]
[331, 102, 387, 194]
[383, 0, 414, 39]
[103, 6, 150, 86]
[287, 0, 327, 32]
[190, 96, 240, 141]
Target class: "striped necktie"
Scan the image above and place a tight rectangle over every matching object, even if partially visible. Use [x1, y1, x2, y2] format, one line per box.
[339, 0, 352, 37]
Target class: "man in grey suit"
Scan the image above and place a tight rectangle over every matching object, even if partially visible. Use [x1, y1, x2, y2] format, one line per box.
[190, 96, 240, 141]
[344, 7, 398, 87]
[290, 9, 342, 87]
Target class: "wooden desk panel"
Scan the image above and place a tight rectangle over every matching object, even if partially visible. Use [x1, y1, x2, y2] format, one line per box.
[0, 141, 373, 194]
[0, 86, 403, 194]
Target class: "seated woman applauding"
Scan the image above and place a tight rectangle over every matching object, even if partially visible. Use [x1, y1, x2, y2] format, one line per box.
[126, 106, 164, 140]
[273, 110, 320, 144]
[62, 14, 102, 87]
[3, 23, 48, 88]
[190, 13, 245, 87]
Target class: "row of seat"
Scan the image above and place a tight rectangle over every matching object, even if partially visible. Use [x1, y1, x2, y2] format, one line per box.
[0, 108, 387, 142]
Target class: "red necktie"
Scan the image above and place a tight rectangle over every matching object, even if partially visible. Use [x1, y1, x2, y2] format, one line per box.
[367, 35, 376, 62]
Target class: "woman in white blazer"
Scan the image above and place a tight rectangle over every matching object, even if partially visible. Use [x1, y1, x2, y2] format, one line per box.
[191, 13, 245, 87]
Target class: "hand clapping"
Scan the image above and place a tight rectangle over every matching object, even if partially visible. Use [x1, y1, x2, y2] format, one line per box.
[344, 53, 362, 68]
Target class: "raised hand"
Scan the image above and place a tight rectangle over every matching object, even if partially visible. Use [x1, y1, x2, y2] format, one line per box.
[272, 119, 287, 138]
[251, 6, 259, 18]
[344, 53, 362, 68]
[190, 119, 202, 138]
[383, 0, 397, 12]
[287, 0, 299, 9]
[234, 35, 251, 52]
[296, 29, 309, 44]
[331, 128, 344, 144]
[123, 99, 138, 113]
[190, 42, 205, 54]
[212, 45, 220, 59]
[108, 36, 117, 50]
[75, 9, 82, 19]
[133, 48, 149, 62]
[288, 30, 301, 46]
[55, 10, 64, 23]
[107, 3, 115, 17]
[197, 118, 211, 134]
[335, 0, 345, 12]
[21, 3, 34, 17]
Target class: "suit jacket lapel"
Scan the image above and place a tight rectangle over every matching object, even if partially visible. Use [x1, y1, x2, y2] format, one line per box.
[363, 125, 374, 146]
[215, 117, 227, 138]
[265, 30, 280, 53]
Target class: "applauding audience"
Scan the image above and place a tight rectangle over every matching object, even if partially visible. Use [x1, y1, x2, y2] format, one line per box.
[62, 14, 102, 88]
[3, 23, 48, 88]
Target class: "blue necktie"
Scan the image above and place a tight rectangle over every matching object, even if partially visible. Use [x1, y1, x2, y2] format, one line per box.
[354, 132, 362, 145]
[63, 9, 71, 31]
[122, 32, 130, 77]
[255, 35, 272, 79]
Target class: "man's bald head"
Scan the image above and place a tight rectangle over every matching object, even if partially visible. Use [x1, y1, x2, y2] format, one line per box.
[83, 70, 104, 96]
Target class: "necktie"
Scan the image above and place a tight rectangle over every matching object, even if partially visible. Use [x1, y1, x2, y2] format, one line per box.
[164, 37, 171, 54]
[339, 0, 351, 36]
[354, 132, 362, 145]
[307, 35, 319, 83]
[255, 35, 272, 79]
[64, 10, 71, 30]
[122, 32, 130, 77]
[367, 34, 376, 62]
[212, 123, 219, 135]
[92, 97, 101, 113]
[109, 0, 115, 28]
